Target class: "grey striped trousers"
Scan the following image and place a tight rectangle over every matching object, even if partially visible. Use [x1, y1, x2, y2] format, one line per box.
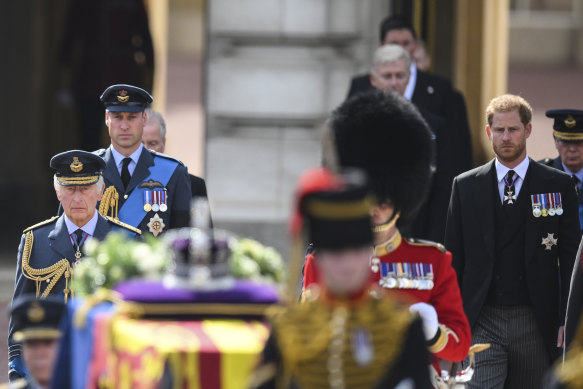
[467, 305, 551, 389]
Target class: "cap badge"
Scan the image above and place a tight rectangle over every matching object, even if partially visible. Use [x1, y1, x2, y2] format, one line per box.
[565, 115, 576, 128]
[117, 90, 129, 103]
[27, 302, 45, 323]
[70, 157, 84, 173]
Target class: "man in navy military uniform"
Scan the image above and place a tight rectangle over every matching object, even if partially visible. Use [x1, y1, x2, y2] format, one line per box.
[545, 111, 583, 351]
[8, 150, 140, 381]
[97, 84, 192, 236]
[541, 109, 583, 232]
[7, 296, 66, 389]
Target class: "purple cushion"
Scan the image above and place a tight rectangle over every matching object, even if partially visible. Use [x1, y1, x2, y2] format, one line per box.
[114, 279, 280, 305]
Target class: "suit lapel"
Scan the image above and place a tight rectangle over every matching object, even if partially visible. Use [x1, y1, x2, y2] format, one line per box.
[48, 216, 76, 260]
[126, 149, 154, 194]
[93, 214, 111, 241]
[103, 147, 124, 194]
[472, 160, 497, 263]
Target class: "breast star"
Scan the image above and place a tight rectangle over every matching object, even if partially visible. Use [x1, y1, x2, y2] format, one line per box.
[541, 233, 558, 250]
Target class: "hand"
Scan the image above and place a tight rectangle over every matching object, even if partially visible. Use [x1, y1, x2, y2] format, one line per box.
[557, 325, 565, 348]
[410, 302, 439, 340]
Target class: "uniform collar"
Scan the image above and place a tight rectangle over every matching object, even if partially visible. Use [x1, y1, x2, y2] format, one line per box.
[110, 143, 143, 169]
[561, 162, 583, 181]
[64, 211, 98, 236]
[495, 155, 529, 182]
[374, 229, 402, 257]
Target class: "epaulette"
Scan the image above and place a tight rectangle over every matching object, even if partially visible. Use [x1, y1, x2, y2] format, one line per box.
[106, 216, 142, 235]
[23, 216, 59, 233]
[149, 150, 184, 166]
[406, 237, 446, 253]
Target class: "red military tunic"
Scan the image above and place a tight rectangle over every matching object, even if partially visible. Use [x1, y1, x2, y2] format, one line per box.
[370, 231, 471, 362]
[303, 232, 471, 362]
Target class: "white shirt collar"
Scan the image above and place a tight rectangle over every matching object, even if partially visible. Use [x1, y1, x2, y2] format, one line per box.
[110, 144, 143, 169]
[495, 155, 530, 182]
[403, 62, 417, 101]
[64, 210, 99, 236]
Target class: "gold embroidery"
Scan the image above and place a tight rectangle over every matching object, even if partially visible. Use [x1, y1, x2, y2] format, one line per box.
[70, 157, 84, 172]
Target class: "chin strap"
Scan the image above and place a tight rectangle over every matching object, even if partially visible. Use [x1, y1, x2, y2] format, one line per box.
[372, 211, 400, 233]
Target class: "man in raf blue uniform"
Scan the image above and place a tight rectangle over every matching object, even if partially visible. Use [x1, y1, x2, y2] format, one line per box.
[8, 150, 140, 381]
[96, 84, 192, 236]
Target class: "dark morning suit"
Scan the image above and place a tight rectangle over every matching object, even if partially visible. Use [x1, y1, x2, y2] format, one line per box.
[445, 160, 579, 387]
[190, 174, 208, 199]
[405, 108, 451, 243]
[540, 156, 583, 349]
[8, 214, 139, 380]
[347, 70, 473, 177]
[96, 146, 192, 234]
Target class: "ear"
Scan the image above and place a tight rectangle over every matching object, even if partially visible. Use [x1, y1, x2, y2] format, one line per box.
[96, 183, 105, 201]
[524, 122, 532, 139]
[142, 111, 148, 124]
[486, 124, 492, 140]
[104, 111, 110, 126]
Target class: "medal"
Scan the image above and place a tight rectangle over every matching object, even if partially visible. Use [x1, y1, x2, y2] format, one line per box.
[533, 207, 541, 217]
[531, 195, 542, 217]
[143, 191, 152, 212]
[151, 190, 160, 212]
[159, 190, 167, 212]
[542, 208, 548, 217]
[556, 192, 564, 215]
[547, 193, 555, 216]
[541, 194, 549, 217]
[351, 327, 374, 366]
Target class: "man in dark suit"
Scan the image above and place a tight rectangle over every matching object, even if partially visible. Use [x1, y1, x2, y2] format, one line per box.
[8, 150, 141, 381]
[142, 108, 209, 200]
[347, 16, 473, 176]
[445, 95, 580, 388]
[96, 84, 192, 236]
[368, 44, 450, 243]
[540, 110, 583, 350]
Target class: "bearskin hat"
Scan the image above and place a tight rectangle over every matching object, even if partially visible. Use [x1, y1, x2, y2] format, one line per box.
[330, 89, 435, 227]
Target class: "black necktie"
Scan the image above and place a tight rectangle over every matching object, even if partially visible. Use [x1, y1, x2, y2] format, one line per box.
[121, 158, 132, 189]
[503, 170, 517, 206]
[573, 175, 580, 196]
[74, 229, 84, 247]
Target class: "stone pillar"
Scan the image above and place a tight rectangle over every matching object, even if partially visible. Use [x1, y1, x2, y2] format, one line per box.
[454, 0, 509, 165]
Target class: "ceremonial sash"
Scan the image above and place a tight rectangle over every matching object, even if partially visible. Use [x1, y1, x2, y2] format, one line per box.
[118, 156, 178, 228]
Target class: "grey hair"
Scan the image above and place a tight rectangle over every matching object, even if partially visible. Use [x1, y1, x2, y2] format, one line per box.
[145, 108, 167, 141]
[371, 44, 412, 74]
[53, 175, 105, 194]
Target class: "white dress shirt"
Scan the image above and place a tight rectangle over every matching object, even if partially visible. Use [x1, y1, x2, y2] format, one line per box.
[404, 62, 417, 101]
[110, 144, 144, 177]
[495, 156, 530, 203]
[64, 211, 99, 244]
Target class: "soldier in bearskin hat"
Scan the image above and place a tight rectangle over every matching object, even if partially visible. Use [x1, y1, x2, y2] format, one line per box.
[302, 90, 471, 387]
[251, 167, 432, 388]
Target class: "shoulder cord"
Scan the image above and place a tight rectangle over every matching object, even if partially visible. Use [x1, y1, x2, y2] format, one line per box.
[21, 231, 73, 302]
